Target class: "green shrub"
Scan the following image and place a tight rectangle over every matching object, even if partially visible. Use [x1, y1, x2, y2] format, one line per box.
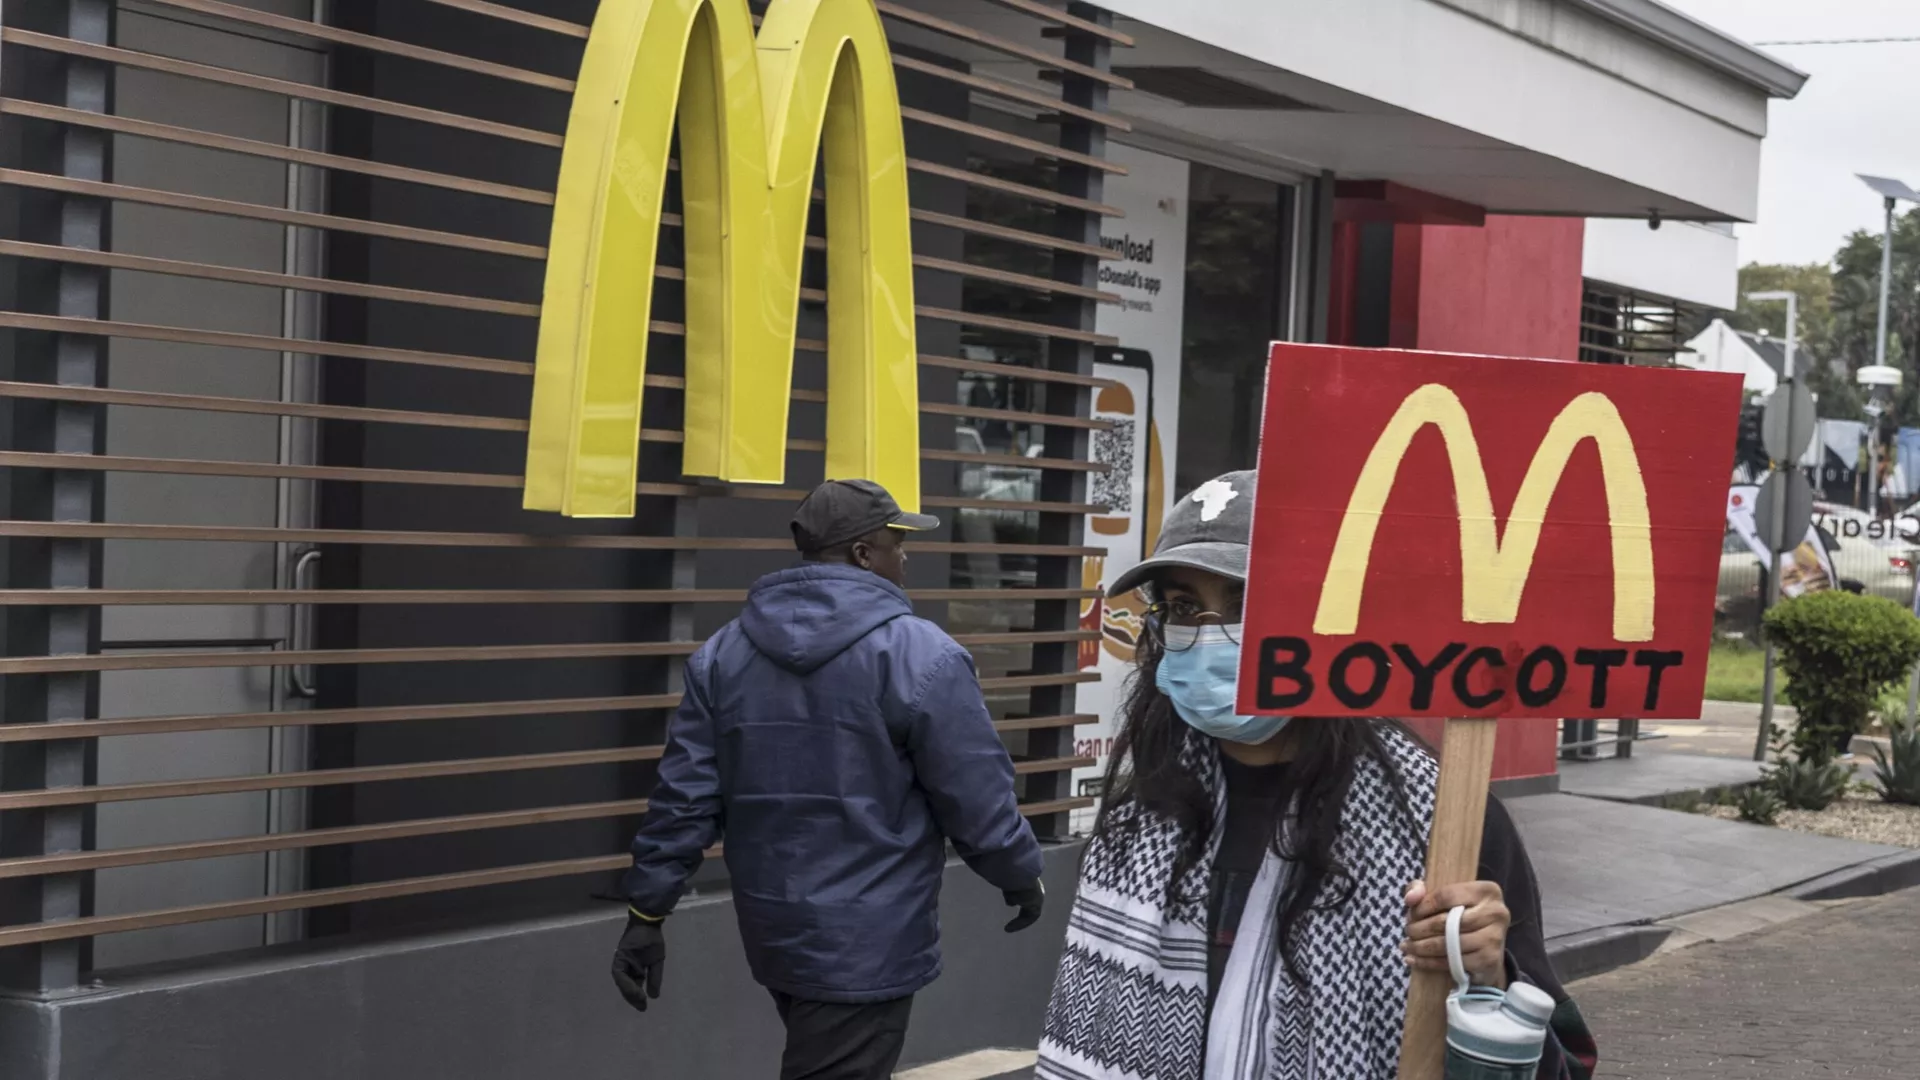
[1766, 754, 1852, 811]
[1735, 784, 1783, 825]
[1764, 591, 1920, 763]
[1872, 716, 1920, 805]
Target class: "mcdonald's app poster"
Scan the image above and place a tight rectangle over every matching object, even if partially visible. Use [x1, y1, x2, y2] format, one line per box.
[1073, 144, 1189, 829]
[1239, 345, 1743, 720]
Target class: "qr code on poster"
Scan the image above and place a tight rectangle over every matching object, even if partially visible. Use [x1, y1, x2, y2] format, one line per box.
[1090, 419, 1136, 512]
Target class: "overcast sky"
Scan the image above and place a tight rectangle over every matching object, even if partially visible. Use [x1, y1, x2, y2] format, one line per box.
[1662, 0, 1920, 268]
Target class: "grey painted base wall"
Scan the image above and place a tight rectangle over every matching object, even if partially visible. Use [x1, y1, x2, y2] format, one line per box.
[0, 843, 1084, 1080]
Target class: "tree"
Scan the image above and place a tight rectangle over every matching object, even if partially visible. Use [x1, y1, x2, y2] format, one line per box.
[1829, 207, 1920, 425]
[1726, 262, 1862, 418]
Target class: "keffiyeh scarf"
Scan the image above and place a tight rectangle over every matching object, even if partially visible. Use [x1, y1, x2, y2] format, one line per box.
[1037, 726, 1439, 1080]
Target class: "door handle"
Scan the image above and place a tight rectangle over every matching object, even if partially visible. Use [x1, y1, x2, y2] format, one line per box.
[288, 548, 321, 698]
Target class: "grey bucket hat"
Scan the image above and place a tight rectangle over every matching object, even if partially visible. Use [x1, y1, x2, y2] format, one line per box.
[1107, 470, 1256, 598]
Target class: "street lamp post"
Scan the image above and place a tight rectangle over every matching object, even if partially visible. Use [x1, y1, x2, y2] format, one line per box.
[1856, 175, 1920, 516]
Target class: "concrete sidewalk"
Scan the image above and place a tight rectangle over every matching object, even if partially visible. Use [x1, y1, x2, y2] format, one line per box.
[1556, 752, 1764, 803]
[1509, 791, 1917, 980]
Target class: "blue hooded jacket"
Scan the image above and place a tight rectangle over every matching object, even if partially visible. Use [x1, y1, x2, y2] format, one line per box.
[623, 563, 1045, 1003]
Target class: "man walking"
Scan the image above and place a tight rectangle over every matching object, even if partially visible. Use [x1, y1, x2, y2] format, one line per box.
[611, 478, 1047, 1079]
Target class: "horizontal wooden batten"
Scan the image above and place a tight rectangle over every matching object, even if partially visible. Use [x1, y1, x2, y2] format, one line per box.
[919, 353, 1119, 390]
[0, 695, 683, 744]
[0, 452, 1110, 500]
[0, 521, 1105, 556]
[873, 2, 1132, 89]
[901, 108, 1124, 175]
[0, 630, 1091, 675]
[923, 447, 1108, 473]
[995, 713, 1097, 733]
[0, 855, 636, 948]
[5, 100, 1122, 229]
[926, 401, 1112, 430]
[0, 380, 530, 433]
[0, 310, 531, 374]
[1012, 796, 1096, 818]
[912, 208, 1119, 260]
[891, 55, 1128, 131]
[0, 791, 1083, 947]
[0, 702, 1087, 745]
[1012, 754, 1097, 775]
[0, 749, 1098, 880]
[0, 29, 565, 147]
[0, 99, 557, 206]
[0, 316, 1115, 426]
[140, 0, 576, 92]
[421, 0, 591, 38]
[912, 255, 1119, 305]
[982, 672, 1100, 692]
[983, 0, 1135, 45]
[0, 746, 668, 812]
[0, 640, 703, 676]
[0, 799, 653, 880]
[0, 239, 540, 317]
[0, 169, 547, 260]
[916, 306, 1119, 348]
[0, 382, 1110, 475]
[0, 587, 1101, 606]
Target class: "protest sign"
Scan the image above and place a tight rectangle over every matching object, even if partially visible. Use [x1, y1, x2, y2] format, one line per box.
[1236, 343, 1743, 1080]
[1239, 345, 1744, 721]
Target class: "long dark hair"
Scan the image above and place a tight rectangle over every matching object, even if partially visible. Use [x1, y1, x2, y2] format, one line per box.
[1091, 631, 1431, 987]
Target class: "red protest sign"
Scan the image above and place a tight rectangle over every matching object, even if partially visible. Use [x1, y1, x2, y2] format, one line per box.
[1238, 344, 1743, 720]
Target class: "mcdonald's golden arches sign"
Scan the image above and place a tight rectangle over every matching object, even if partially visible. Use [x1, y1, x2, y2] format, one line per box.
[1238, 345, 1744, 719]
[523, 0, 918, 519]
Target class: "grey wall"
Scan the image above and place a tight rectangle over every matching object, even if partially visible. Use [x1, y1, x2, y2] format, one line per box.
[0, 842, 1082, 1080]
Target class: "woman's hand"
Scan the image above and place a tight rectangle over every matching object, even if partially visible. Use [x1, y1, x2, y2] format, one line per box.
[1402, 879, 1510, 989]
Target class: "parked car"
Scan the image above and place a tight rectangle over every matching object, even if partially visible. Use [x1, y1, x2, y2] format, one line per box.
[1810, 503, 1920, 603]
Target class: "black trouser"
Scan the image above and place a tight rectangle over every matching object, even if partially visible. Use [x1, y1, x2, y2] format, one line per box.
[769, 991, 914, 1080]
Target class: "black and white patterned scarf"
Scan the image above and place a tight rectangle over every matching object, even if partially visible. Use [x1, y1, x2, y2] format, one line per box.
[1037, 725, 1438, 1080]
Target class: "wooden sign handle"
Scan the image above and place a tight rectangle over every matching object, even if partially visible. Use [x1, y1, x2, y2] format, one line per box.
[1397, 716, 1502, 1080]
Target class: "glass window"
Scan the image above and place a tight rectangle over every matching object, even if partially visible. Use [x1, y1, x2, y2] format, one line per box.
[1175, 164, 1293, 497]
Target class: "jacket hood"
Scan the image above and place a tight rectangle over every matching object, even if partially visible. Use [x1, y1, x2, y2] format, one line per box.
[738, 563, 913, 675]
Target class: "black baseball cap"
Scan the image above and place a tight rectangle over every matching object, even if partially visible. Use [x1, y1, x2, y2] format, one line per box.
[1107, 470, 1256, 597]
[790, 478, 939, 552]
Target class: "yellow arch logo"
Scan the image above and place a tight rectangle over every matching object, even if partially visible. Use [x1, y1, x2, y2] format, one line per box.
[523, 0, 918, 518]
[1312, 384, 1656, 642]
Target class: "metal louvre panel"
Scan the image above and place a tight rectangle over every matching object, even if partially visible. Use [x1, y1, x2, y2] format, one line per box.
[0, 0, 1127, 967]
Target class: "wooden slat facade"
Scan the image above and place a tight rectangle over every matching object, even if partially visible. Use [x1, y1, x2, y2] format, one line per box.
[0, 0, 1122, 982]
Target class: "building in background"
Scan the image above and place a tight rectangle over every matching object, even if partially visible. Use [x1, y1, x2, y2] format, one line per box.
[0, 0, 1802, 1074]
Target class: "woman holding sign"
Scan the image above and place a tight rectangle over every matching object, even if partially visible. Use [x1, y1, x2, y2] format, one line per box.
[1035, 471, 1596, 1080]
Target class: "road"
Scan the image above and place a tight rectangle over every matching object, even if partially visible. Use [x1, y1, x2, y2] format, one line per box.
[1571, 888, 1920, 1078]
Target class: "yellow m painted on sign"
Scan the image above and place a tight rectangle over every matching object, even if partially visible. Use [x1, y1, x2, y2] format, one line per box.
[1312, 384, 1656, 642]
[524, 0, 918, 518]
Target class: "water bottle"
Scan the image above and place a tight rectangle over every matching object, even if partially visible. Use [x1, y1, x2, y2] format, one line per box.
[1441, 906, 1554, 1079]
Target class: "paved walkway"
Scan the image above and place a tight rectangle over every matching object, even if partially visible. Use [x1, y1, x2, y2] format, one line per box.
[1507, 794, 1896, 940]
[1572, 888, 1920, 1078]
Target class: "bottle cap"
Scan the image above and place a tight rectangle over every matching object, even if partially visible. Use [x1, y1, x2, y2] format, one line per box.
[1502, 981, 1556, 1025]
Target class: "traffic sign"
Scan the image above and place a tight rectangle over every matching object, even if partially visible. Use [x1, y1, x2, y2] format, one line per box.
[1761, 381, 1816, 463]
[1755, 468, 1814, 556]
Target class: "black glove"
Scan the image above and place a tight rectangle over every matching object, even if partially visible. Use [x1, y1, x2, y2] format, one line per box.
[611, 909, 666, 1013]
[1002, 881, 1045, 933]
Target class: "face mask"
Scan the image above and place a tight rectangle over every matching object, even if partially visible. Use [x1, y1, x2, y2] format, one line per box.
[1153, 624, 1291, 745]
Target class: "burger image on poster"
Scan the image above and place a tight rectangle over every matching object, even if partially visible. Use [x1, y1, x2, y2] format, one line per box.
[1074, 143, 1190, 832]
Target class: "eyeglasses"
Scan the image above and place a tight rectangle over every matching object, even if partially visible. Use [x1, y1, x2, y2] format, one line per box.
[1144, 599, 1241, 651]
